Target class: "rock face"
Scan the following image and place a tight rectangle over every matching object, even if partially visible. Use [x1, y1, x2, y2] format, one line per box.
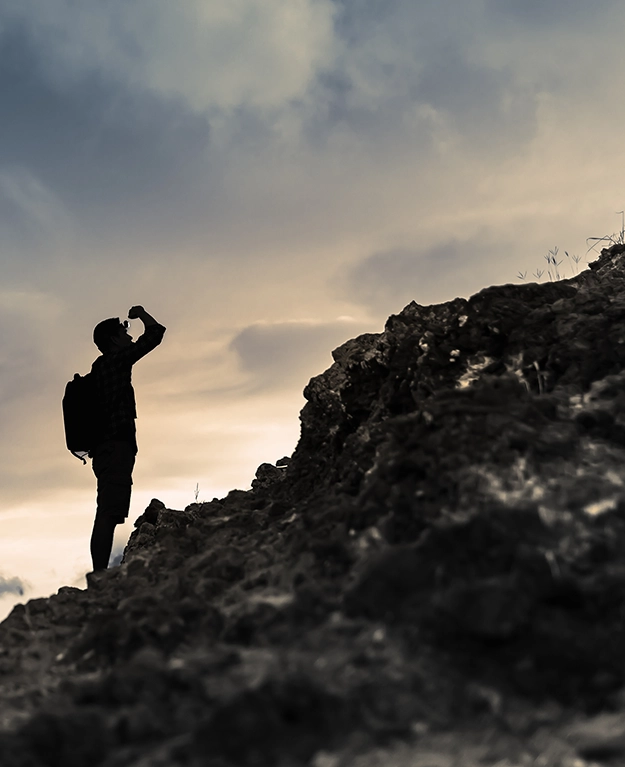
[4, 246, 625, 765]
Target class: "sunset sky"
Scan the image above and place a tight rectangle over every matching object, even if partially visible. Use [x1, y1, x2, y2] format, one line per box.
[2, 0, 625, 617]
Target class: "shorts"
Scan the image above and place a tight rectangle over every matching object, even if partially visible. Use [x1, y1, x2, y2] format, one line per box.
[91, 440, 137, 523]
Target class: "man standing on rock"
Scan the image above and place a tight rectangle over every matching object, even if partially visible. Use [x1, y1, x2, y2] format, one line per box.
[89, 306, 166, 572]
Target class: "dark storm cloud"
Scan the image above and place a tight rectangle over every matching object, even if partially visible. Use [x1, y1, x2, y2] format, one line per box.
[306, 0, 539, 155]
[229, 319, 368, 387]
[413, 46, 538, 149]
[0, 575, 25, 596]
[335, 0, 620, 34]
[332, 0, 388, 38]
[485, 0, 619, 26]
[0, 23, 210, 240]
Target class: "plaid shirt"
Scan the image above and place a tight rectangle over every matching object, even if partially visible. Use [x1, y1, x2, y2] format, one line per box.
[91, 323, 166, 445]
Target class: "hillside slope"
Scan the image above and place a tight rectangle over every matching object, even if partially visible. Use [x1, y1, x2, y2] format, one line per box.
[3, 247, 625, 765]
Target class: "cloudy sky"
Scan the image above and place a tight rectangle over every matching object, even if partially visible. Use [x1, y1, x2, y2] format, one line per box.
[1, 0, 624, 616]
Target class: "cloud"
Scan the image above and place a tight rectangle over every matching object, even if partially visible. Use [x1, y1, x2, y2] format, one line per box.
[412, 47, 538, 151]
[229, 317, 370, 388]
[1, 0, 615, 270]
[0, 167, 74, 256]
[0, 289, 65, 404]
[109, 546, 125, 568]
[0, 0, 543, 170]
[485, 0, 619, 26]
[2, 0, 337, 113]
[0, 24, 211, 244]
[343, 238, 523, 316]
[288, 0, 542, 169]
[0, 289, 74, 510]
[0, 575, 25, 596]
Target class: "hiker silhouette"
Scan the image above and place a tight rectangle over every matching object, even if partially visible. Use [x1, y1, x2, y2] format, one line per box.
[88, 306, 166, 571]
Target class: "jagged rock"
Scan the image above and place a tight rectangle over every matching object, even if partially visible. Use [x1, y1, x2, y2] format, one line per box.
[7, 247, 625, 763]
[251, 462, 286, 491]
[135, 497, 166, 527]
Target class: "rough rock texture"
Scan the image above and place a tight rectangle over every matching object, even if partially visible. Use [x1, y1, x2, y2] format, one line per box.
[4, 246, 625, 765]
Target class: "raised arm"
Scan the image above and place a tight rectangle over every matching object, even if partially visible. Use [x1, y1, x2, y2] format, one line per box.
[126, 305, 166, 363]
[128, 305, 160, 327]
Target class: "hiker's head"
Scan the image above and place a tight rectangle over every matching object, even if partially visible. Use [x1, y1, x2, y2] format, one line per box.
[93, 318, 132, 352]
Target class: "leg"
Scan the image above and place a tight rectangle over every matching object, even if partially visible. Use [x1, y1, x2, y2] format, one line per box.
[90, 513, 118, 571]
[91, 440, 136, 570]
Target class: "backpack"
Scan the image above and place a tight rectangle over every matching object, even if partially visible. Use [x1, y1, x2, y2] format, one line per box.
[62, 371, 104, 463]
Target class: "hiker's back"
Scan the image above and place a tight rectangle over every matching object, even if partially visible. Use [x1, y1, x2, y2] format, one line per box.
[91, 351, 137, 446]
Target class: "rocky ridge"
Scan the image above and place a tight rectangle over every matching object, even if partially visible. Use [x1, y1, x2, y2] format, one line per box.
[4, 247, 625, 764]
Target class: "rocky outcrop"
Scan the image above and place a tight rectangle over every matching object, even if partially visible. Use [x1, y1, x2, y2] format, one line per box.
[4, 246, 625, 765]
